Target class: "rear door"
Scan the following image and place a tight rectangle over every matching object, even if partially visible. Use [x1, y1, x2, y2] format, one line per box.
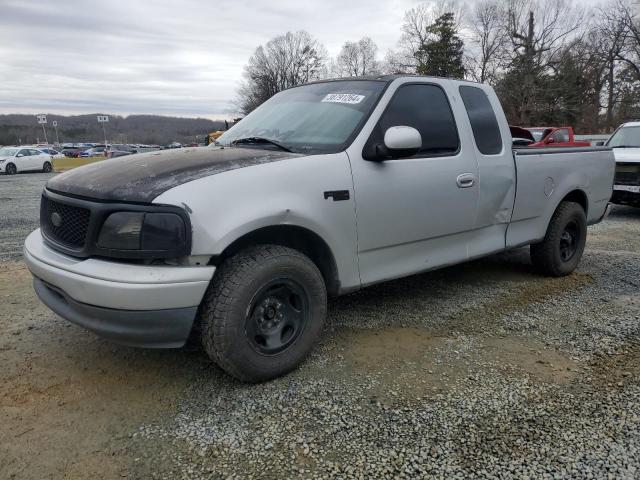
[458, 85, 516, 257]
[29, 149, 47, 169]
[347, 80, 479, 285]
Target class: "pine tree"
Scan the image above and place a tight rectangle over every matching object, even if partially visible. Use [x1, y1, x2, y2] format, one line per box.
[415, 12, 465, 79]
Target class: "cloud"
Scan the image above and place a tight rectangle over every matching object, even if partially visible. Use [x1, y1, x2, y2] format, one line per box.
[0, 0, 421, 119]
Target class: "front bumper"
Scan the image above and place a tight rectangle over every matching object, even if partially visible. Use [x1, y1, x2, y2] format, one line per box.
[611, 187, 640, 206]
[24, 229, 215, 347]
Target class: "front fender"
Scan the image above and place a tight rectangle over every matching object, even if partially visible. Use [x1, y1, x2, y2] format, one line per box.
[153, 152, 361, 291]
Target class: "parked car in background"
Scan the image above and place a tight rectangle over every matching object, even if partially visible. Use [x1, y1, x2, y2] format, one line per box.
[62, 146, 90, 158]
[37, 147, 65, 159]
[24, 76, 614, 382]
[105, 144, 135, 158]
[509, 126, 535, 147]
[81, 145, 107, 157]
[526, 127, 591, 148]
[0, 146, 53, 174]
[607, 121, 640, 207]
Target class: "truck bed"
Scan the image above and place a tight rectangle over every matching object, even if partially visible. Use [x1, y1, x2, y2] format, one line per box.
[507, 146, 615, 248]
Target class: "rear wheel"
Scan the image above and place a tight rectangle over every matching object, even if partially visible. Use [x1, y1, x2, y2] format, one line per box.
[530, 201, 587, 276]
[5, 163, 16, 175]
[42, 161, 52, 173]
[199, 245, 327, 382]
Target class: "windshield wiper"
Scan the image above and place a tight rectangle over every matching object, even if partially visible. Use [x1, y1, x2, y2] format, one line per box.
[611, 145, 638, 148]
[230, 137, 294, 152]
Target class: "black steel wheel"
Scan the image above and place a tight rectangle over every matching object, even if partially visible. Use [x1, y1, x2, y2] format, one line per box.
[531, 201, 587, 277]
[199, 245, 327, 382]
[5, 163, 16, 175]
[245, 279, 309, 355]
[559, 220, 580, 262]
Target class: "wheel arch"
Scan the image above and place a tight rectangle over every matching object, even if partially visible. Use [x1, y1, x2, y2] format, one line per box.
[211, 224, 341, 297]
[558, 189, 588, 216]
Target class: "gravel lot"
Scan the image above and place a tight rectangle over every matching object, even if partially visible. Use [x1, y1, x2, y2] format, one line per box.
[1, 173, 639, 479]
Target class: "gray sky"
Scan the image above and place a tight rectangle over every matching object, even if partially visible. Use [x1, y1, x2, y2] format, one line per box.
[0, 0, 425, 119]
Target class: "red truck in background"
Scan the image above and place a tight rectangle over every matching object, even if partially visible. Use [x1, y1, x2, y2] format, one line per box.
[526, 127, 591, 147]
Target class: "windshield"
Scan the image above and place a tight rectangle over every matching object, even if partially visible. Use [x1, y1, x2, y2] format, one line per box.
[217, 80, 387, 154]
[606, 126, 640, 148]
[0, 147, 18, 156]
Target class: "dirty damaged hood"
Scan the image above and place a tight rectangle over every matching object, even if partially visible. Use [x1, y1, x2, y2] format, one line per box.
[46, 147, 302, 203]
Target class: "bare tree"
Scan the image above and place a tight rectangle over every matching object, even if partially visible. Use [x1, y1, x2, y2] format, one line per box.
[465, 0, 509, 84]
[238, 31, 327, 114]
[503, 0, 585, 124]
[618, 0, 640, 80]
[598, 3, 631, 128]
[335, 37, 379, 77]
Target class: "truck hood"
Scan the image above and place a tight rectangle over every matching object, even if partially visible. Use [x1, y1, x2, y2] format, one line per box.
[46, 146, 302, 203]
[612, 147, 640, 163]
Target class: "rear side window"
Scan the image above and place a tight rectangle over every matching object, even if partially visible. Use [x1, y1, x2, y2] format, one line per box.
[459, 86, 502, 155]
[372, 83, 460, 157]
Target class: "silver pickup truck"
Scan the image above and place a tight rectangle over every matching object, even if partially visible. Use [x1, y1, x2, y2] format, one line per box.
[24, 76, 615, 382]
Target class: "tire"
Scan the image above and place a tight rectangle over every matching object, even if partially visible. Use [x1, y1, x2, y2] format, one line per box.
[42, 161, 52, 173]
[5, 163, 16, 175]
[199, 245, 327, 382]
[530, 201, 587, 277]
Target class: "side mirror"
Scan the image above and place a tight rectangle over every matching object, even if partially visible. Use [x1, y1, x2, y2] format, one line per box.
[16, 153, 23, 157]
[382, 126, 422, 158]
[595, 141, 605, 146]
[546, 137, 555, 144]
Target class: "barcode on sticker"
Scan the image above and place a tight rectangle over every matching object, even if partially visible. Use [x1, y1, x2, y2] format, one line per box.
[322, 93, 365, 104]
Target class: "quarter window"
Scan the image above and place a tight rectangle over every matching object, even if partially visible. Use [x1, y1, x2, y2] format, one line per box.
[459, 86, 503, 155]
[365, 84, 460, 159]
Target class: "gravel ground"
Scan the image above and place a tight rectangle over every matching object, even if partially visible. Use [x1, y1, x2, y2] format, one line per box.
[1, 173, 639, 479]
[0, 172, 55, 260]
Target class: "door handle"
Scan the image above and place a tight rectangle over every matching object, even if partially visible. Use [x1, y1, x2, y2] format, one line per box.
[456, 173, 476, 188]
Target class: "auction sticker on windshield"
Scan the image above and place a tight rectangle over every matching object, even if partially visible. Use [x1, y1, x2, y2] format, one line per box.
[322, 93, 365, 104]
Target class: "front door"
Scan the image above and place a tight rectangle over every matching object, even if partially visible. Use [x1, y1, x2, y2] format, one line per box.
[348, 82, 479, 286]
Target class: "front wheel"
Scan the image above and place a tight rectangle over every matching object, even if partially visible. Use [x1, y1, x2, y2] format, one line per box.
[530, 201, 587, 276]
[42, 161, 52, 173]
[199, 245, 327, 382]
[5, 163, 17, 175]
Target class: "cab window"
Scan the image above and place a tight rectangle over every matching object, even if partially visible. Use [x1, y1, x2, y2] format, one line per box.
[552, 129, 570, 143]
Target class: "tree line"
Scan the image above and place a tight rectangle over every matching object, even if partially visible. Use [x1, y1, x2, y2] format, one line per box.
[237, 0, 640, 133]
[0, 114, 225, 146]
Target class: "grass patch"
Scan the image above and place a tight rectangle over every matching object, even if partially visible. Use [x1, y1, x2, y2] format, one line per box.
[53, 156, 106, 172]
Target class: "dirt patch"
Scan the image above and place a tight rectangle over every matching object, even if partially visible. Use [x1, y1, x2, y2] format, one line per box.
[440, 272, 594, 334]
[0, 261, 201, 479]
[330, 327, 577, 403]
[590, 344, 640, 390]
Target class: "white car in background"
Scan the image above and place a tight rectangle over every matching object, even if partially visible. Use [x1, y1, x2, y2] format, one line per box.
[0, 147, 53, 174]
[37, 147, 65, 159]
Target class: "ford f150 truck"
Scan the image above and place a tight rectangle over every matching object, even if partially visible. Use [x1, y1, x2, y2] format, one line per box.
[24, 76, 615, 382]
[607, 121, 640, 207]
[526, 126, 591, 148]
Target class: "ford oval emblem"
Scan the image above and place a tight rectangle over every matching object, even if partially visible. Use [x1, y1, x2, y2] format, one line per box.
[51, 212, 63, 227]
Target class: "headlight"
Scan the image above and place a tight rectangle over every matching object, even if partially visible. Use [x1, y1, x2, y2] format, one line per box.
[97, 211, 189, 257]
[0, 159, 6, 164]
